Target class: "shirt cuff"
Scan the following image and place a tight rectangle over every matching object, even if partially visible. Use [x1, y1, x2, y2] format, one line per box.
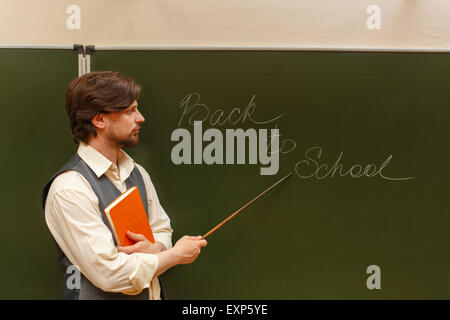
[129, 253, 159, 292]
[153, 233, 173, 250]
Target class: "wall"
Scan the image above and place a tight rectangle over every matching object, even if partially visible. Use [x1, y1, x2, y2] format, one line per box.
[0, 0, 449, 49]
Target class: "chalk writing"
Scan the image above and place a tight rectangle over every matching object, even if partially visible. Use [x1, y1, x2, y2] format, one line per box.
[294, 146, 414, 180]
[177, 92, 284, 127]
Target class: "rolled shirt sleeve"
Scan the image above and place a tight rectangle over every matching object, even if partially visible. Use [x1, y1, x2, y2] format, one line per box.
[45, 172, 159, 296]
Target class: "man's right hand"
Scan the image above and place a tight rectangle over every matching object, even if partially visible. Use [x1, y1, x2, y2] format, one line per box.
[155, 235, 207, 276]
[173, 235, 208, 264]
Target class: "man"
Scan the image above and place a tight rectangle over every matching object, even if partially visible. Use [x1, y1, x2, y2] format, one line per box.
[42, 71, 207, 300]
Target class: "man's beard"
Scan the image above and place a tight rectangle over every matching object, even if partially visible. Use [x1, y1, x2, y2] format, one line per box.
[107, 131, 139, 149]
[116, 136, 139, 148]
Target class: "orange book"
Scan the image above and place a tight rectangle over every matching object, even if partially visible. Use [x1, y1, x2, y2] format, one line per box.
[104, 186, 155, 247]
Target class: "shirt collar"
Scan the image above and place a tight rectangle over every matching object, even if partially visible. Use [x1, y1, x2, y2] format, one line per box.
[77, 142, 135, 179]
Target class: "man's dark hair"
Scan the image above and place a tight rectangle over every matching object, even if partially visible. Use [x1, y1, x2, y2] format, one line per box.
[65, 71, 142, 144]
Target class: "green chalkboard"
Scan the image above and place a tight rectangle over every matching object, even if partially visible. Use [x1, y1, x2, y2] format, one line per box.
[0, 49, 78, 299]
[90, 50, 450, 299]
[3, 48, 448, 300]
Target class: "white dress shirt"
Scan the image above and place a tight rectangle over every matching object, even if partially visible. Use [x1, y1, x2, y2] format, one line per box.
[45, 142, 173, 299]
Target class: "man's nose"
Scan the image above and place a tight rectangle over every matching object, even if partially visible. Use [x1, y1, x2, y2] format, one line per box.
[136, 110, 145, 123]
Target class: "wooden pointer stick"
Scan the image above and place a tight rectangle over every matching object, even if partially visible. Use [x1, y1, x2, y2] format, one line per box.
[202, 172, 292, 239]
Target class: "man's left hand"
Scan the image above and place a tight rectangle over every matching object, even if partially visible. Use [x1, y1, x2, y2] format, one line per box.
[117, 231, 166, 254]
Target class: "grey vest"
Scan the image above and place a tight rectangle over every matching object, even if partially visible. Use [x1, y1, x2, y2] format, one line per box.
[41, 153, 166, 300]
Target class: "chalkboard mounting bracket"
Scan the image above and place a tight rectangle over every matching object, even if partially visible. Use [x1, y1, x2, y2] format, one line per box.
[73, 44, 86, 77]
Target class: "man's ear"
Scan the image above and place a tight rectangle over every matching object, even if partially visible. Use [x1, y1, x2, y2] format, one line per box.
[91, 113, 106, 130]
